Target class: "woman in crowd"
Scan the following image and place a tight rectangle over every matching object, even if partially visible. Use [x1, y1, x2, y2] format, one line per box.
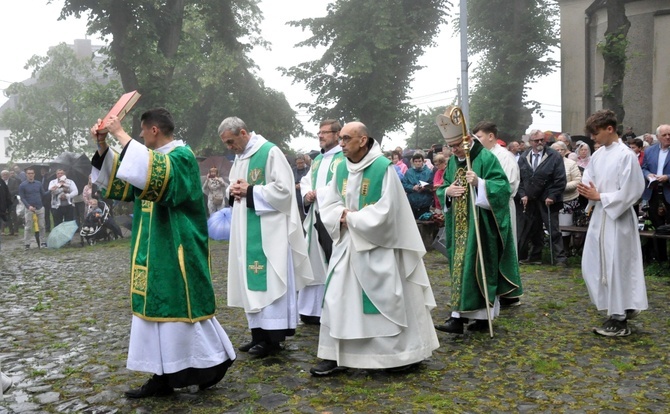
[575, 141, 591, 170]
[551, 142, 583, 255]
[391, 150, 408, 176]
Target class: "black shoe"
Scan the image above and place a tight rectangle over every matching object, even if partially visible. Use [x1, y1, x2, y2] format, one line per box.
[300, 314, 321, 325]
[198, 359, 234, 391]
[467, 319, 490, 332]
[310, 359, 347, 377]
[384, 362, 421, 373]
[519, 258, 542, 265]
[248, 342, 281, 358]
[124, 375, 174, 398]
[593, 318, 631, 337]
[25, 244, 30, 250]
[434, 317, 466, 334]
[625, 309, 641, 320]
[500, 297, 521, 308]
[238, 340, 259, 352]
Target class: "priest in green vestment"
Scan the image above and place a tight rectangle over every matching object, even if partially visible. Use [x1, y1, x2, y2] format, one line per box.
[91, 108, 235, 398]
[434, 108, 523, 335]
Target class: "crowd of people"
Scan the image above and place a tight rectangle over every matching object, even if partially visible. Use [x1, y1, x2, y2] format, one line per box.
[0, 106, 664, 399]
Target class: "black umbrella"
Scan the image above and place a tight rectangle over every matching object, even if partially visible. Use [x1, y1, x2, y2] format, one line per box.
[50, 152, 92, 192]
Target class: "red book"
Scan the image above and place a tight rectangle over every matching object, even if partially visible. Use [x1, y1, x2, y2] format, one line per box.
[97, 90, 141, 133]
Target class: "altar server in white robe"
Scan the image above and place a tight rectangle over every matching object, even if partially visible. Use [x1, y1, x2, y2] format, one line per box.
[220, 117, 313, 358]
[298, 119, 344, 325]
[310, 121, 439, 376]
[578, 109, 647, 337]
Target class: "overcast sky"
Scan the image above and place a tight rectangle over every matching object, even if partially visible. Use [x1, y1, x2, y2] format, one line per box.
[0, 0, 561, 151]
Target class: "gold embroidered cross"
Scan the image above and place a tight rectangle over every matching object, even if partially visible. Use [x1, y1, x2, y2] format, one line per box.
[249, 261, 265, 274]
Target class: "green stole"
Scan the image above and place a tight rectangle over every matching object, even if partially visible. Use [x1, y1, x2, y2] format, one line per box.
[246, 141, 275, 291]
[333, 155, 391, 314]
[306, 151, 344, 255]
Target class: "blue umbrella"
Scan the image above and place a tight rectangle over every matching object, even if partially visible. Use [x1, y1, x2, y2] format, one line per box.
[207, 208, 232, 241]
[47, 220, 79, 248]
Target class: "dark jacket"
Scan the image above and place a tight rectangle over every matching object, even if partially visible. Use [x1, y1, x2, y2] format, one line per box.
[518, 147, 567, 210]
[0, 179, 11, 221]
[641, 143, 670, 203]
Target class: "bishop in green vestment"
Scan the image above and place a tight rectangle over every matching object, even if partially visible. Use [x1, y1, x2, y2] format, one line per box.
[434, 109, 522, 334]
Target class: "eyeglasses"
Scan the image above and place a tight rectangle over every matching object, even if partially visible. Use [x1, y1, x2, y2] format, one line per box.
[530, 138, 543, 143]
[338, 135, 357, 144]
[318, 130, 336, 136]
[447, 140, 464, 149]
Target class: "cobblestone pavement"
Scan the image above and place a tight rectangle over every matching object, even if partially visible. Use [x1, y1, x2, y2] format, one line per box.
[1, 232, 670, 413]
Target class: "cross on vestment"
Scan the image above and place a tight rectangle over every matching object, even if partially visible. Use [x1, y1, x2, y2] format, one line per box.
[249, 261, 265, 274]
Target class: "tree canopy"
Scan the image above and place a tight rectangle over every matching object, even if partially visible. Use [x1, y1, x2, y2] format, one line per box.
[58, 0, 302, 152]
[1, 43, 123, 161]
[281, 0, 449, 141]
[466, 0, 559, 140]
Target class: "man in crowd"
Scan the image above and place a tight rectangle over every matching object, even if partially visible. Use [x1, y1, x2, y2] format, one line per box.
[91, 108, 235, 398]
[641, 124, 670, 262]
[49, 169, 78, 226]
[402, 152, 435, 219]
[12, 165, 26, 183]
[434, 110, 522, 334]
[40, 166, 53, 232]
[556, 133, 578, 161]
[579, 109, 647, 336]
[298, 119, 344, 325]
[517, 129, 568, 266]
[310, 121, 438, 376]
[221, 116, 313, 358]
[18, 169, 47, 249]
[1, 170, 20, 236]
[0, 174, 11, 250]
[507, 141, 521, 162]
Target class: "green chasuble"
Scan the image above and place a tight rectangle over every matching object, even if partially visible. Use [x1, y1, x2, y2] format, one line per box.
[103, 144, 216, 322]
[437, 140, 522, 312]
[333, 156, 391, 314]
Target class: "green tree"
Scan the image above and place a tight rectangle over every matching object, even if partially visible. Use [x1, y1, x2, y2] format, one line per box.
[467, 0, 559, 140]
[60, 0, 302, 152]
[598, 0, 629, 131]
[281, 0, 449, 141]
[1, 43, 123, 161]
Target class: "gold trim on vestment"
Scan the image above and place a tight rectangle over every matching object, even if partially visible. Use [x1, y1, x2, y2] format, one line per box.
[139, 150, 171, 202]
[178, 245, 193, 320]
[131, 265, 148, 296]
[132, 313, 215, 323]
[451, 167, 468, 309]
